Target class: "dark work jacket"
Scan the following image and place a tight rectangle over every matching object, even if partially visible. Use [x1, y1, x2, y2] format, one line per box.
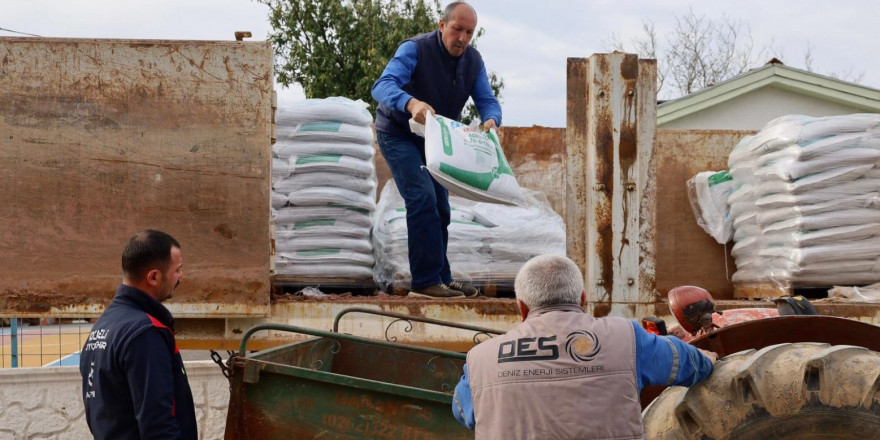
[375, 30, 484, 138]
[80, 284, 197, 440]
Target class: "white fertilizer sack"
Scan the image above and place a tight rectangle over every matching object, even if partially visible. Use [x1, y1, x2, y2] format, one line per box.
[275, 140, 375, 161]
[271, 191, 288, 209]
[276, 172, 376, 195]
[276, 236, 373, 254]
[687, 170, 734, 243]
[275, 219, 370, 239]
[289, 154, 374, 177]
[422, 113, 524, 205]
[288, 187, 376, 212]
[278, 249, 375, 266]
[277, 121, 374, 145]
[273, 205, 373, 228]
[276, 97, 373, 127]
[274, 260, 375, 279]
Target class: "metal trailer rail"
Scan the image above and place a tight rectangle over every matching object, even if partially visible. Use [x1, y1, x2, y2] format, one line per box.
[332, 307, 506, 346]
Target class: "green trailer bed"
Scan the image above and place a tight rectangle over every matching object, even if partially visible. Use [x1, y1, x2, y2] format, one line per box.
[225, 311, 504, 439]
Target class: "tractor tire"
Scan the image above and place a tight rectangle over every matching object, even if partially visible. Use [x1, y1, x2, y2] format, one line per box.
[643, 342, 880, 439]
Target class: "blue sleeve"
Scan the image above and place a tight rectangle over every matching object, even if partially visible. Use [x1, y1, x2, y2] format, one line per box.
[371, 41, 419, 113]
[631, 321, 713, 389]
[452, 364, 476, 430]
[471, 62, 502, 126]
[124, 329, 181, 439]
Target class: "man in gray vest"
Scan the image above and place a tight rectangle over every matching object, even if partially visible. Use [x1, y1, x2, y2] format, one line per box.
[452, 254, 717, 439]
[372, 1, 502, 299]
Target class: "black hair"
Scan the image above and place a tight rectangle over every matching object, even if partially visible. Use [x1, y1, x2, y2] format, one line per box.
[121, 230, 181, 281]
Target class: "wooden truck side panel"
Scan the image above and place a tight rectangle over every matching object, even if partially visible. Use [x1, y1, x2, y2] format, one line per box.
[0, 37, 274, 317]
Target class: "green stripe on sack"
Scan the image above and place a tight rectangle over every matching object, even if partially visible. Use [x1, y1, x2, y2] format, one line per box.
[297, 249, 342, 256]
[494, 142, 514, 176]
[439, 163, 495, 190]
[438, 117, 454, 155]
[327, 202, 369, 213]
[708, 170, 732, 186]
[298, 121, 343, 132]
[294, 219, 336, 229]
[296, 154, 342, 165]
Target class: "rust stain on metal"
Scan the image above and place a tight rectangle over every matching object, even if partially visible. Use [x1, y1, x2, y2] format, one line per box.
[653, 130, 753, 300]
[620, 54, 639, 80]
[618, 55, 639, 271]
[273, 293, 519, 316]
[565, 58, 590, 275]
[566, 59, 588, 132]
[498, 126, 566, 217]
[618, 55, 640, 174]
[214, 223, 236, 239]
[0, 38, 273, 314]
[595, 103, 615, 303]
[0, 289, 104, 313]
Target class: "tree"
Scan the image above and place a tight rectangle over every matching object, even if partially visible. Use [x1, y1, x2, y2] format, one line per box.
[606, 8, 759, 99]
[606, 8, 864, 100]
[260, 0, 503, 123]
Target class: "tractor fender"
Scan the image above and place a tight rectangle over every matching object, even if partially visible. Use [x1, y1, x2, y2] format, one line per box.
[689, 315, 880, 357]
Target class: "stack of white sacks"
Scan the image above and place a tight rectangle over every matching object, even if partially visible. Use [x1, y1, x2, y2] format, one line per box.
[271, 97, 377, 280]
[372, 182, 566, 290]
[727, 114, 880, 286]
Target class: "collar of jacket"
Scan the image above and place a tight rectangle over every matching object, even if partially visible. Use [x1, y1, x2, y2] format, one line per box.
[526, 303, 586, 319]
[113, 283, 175, 330]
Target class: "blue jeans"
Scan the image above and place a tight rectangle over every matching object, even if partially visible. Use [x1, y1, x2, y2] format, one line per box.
[377, 131, 452, 290]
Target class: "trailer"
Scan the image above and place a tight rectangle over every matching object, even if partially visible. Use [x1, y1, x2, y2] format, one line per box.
[3, 38, 880, 350]
[6, 37, 880, 438]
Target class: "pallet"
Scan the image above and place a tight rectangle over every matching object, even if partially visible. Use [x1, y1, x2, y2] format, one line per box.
[272, 277, 378, 296]
[733, 282, 833, 300]
[389, 278, 515, 298]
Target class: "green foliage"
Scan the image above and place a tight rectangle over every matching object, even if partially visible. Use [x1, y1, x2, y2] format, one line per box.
[260, 0, 503, 122]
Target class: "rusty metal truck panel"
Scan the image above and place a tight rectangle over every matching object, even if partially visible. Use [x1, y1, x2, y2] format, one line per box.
[0, 37, 274, 317]
[653, 130, 753, 299]
[224, 324, 473, 439]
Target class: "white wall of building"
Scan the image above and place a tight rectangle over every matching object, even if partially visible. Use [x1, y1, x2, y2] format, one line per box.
[659, 86, 868, 130]
[0, 361, 229, 440]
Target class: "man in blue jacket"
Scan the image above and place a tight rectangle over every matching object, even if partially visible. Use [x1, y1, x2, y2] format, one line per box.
[452, 255, 717, 438]
[372, 1, 502, 298]
[80, 230, 197, 440]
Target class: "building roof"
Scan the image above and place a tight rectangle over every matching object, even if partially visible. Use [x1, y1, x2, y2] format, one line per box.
[657, 62, 880, 126]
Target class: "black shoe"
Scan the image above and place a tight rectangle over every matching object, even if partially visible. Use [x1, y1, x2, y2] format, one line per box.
[448, 281, 480, 297]
[409, 284, 465, 299]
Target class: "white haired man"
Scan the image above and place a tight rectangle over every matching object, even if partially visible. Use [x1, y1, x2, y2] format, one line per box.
[372, 1, 501, 298]
[452, 254, 716, 439]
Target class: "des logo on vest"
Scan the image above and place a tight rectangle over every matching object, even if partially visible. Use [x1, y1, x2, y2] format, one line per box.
[497, 330, 602, 364]
[565, 330, 601, 362]
[497, 336, 559, 363]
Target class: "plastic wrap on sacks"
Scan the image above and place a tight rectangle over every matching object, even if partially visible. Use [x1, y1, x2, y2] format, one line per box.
[372, 180, 565, 291]
[726, 113, 880, 289]
[271, 96, 377, 280]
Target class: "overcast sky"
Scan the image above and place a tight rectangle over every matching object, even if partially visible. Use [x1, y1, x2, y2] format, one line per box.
[3, 0, 878, 127]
